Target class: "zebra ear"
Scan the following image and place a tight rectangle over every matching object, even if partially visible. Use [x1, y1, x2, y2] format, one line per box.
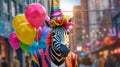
[44, 20, 51, 28]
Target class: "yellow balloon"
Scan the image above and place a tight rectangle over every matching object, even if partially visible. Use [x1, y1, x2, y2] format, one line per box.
[12, 14, 28, 30]
[16, 22, 36, 45]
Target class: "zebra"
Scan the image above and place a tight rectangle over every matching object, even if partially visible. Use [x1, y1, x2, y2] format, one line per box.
[31, 22, 78, 67]
[50, 26, 70, 66]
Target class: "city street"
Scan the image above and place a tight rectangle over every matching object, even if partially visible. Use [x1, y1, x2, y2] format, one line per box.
[0, 0, 120, 67]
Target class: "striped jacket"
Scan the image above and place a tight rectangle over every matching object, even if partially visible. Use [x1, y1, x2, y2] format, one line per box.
[32, 46, 78, 67]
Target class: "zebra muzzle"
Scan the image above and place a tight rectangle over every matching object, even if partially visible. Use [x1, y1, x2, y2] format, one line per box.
[59, 44, 70, 57]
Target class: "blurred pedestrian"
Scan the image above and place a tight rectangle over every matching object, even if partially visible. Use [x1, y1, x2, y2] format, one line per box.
[26, 56, 32, 67]
[97, 54, 105, 67]
[0, 55, 1, 67]
[116, 56, 120, 67]
[79, 56, 92, 67]
[11, 56, 20, 67]
[92, 54, 99, 67]
[1, 57, 8, 67]
[104, 54, 115, 67]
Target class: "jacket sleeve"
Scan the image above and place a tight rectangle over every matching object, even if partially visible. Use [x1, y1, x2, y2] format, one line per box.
[72, 53, 79, 67]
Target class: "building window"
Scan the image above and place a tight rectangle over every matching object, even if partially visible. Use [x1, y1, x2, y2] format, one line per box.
[11, 0, 15, 17]
[36, 0, 40, 2]
[117, 15, 120, 23]
[3, 0, 8, 13]
[117, 15, 120, 31]
[2, 0, 9, 19]
[27, 0, 30, 4]
[19, 4, 23, 13]
[24, 0, 28, 4]
[0, 9, 1, 17]
[31, 0, 34, 3]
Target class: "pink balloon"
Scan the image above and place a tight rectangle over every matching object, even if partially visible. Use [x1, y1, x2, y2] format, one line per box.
[8, 32, 20, 50]
[39, 21, 44, 28]
[24, 3, 46, 29]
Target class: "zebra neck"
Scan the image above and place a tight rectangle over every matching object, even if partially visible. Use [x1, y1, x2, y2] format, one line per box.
[50, 47, 65, 66]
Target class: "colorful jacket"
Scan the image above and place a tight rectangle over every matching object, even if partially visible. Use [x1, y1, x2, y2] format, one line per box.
[32, 47, 78, 67]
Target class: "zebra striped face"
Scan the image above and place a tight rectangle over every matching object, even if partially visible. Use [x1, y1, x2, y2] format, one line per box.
[52, 27, 70, 57]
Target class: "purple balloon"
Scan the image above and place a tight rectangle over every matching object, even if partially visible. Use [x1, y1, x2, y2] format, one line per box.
[41, 26, 51, 39]
[8, 32, 20, 50]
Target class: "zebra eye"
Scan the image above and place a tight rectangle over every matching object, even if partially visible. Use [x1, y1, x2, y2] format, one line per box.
[52, 32, 55, 36]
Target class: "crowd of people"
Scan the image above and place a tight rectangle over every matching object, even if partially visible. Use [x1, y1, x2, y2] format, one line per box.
[77, 52, 120, 67]
[0, 51, 120, 67]
[0, 55, 32, 67]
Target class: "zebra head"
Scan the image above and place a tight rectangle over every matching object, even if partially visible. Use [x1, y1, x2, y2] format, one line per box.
[51, 26, 70, 57]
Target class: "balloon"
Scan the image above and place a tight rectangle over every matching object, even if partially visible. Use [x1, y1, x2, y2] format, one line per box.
[27, 41, 39, 55]
[16, 22, 36, 45]
[38, 37, 46, 48]
[41, 26, 51, 39]
[8, 32, 20, 50]
[24, 3, 46, 28]
[35, 27, 42, 42]
[20, 41, 29, 52]
[39, 21, 45, 28]
[20, 41, 39, 55]
[12, 14, 28, 30]
[34, 26, 51, 49]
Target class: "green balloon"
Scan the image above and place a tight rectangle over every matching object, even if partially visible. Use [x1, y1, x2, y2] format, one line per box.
[20, 41, 29, 52]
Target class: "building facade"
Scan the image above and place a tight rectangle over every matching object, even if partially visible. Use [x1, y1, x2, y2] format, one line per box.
[73, 6, 81, 52]
[110, 0, 120, 37]
[87, 0, 111, 50]
[72, 0, 89, 52]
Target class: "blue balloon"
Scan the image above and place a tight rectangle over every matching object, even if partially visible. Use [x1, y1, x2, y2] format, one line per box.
[38, 37, 46, 49]
[27, 41, 39, 55]
[27, 26, 51, 55]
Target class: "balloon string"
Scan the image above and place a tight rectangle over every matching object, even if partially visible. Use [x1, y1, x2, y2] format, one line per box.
[36, 29, 39, 42]
[36, 29, 40, 49]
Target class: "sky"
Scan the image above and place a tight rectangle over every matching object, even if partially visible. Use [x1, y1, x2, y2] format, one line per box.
[60, 0, 80, 16]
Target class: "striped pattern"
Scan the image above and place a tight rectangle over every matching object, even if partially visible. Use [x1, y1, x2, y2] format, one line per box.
[52, 27, 66, 50]
[50, 0, 62, 19]
[50, 27, 69, 66]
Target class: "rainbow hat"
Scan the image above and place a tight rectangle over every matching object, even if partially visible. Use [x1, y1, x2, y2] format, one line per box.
[50, 0, 62, 19]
